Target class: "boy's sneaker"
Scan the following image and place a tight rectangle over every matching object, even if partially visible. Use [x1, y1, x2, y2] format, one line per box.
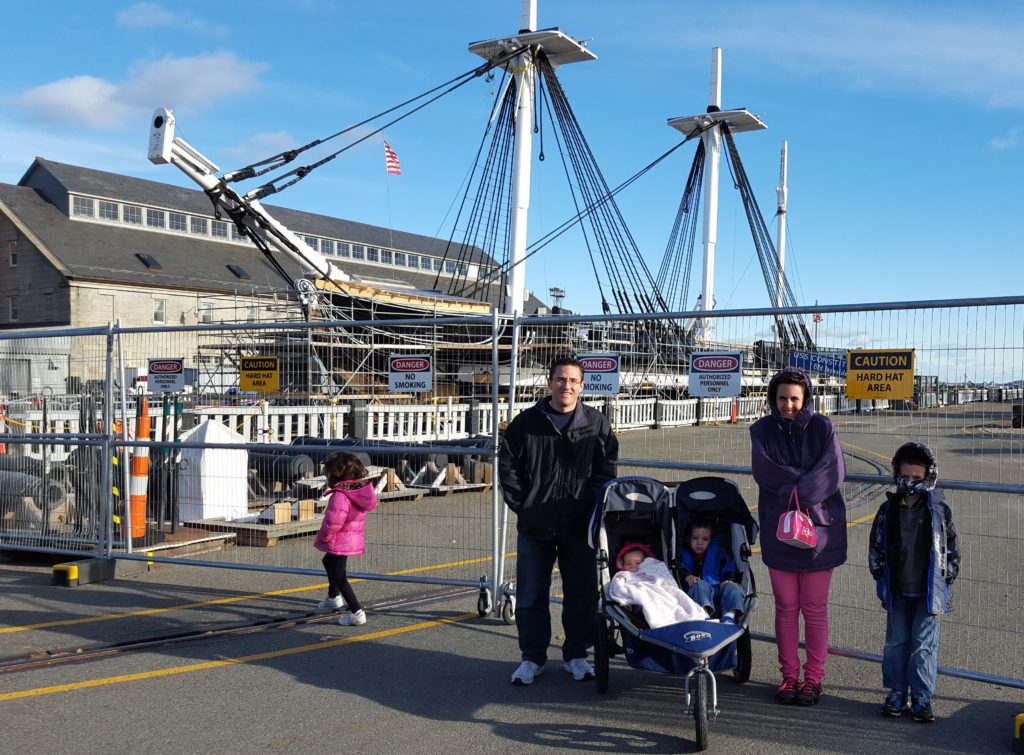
[315, 595, 345, 613]
[563, 658, 595, 681]
[881, 691, 908, 717]
[795, 680, 822, 706]
[775, 678, 800, 704]
[511, 660, 544, 685]
[337, 609, 366, 626]
[911, 700, 935, 723]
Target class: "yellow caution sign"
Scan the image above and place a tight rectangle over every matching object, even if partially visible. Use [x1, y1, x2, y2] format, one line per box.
[846, 349, 914, 400]
[240, 356, 280, 393]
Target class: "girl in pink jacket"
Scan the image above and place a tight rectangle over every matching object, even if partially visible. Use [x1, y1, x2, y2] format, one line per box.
[313, 452, 378, 626]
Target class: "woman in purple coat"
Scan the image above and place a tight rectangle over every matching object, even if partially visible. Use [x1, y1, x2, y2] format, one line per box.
[750, 368, 847, 707]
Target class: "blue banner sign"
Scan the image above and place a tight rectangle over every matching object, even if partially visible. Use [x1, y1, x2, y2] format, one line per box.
[788, 350, 848, 377]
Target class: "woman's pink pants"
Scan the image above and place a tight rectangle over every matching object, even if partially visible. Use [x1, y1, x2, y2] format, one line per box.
[768, 567, 833, 683]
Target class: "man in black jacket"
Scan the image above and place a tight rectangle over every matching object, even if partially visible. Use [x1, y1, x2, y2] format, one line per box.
[499, 356, 619, 685]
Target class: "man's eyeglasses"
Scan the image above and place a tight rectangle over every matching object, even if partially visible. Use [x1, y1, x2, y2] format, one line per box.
[552, 377, 582, 385]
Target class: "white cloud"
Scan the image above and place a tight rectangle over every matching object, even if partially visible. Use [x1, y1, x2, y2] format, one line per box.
[990, 124, 1023, 151]
[115, 3, 227, 36]
[222, 131, 298, 163]
[14, 76, 129, 129]
[11, 53, 268, 130]
[637, 2, 1024, 109]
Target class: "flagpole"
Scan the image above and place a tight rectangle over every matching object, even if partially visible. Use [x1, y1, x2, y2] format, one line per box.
[383, 136, 397, 250]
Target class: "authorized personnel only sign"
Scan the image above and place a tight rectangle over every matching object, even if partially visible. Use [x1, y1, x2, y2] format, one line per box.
[578, 354, 620, 395]
[845, 349, 914, 400]
[389, 354, 432, 392]
[148, 358, 186, 393]
[240, 356, 280, 393]
[689, 352, 742, 397]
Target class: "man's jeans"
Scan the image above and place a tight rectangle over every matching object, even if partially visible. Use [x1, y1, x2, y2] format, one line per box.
[515, 533, 597, 666]
[882, 593, 940, 704]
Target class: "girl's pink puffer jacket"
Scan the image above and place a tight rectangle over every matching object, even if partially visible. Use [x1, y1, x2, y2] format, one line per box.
[313, 480, 378, 556]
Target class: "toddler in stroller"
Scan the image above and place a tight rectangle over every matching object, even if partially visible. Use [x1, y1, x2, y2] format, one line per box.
[589, 475, 759, 751]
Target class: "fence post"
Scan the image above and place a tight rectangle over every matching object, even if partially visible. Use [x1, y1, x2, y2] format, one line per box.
[351, 399, 368, 439]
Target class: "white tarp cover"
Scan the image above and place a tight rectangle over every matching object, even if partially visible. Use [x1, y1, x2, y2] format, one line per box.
[178, 419, 249, 522]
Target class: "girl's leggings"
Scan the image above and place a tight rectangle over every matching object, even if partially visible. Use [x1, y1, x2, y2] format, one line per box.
[768, 567, 833, 684]
[322, 554, 361, 612]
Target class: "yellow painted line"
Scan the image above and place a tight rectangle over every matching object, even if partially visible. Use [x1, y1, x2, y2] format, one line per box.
[842, 441, 891, 463]
[1, 553, 517, 635]
[0, 612, 477, 702]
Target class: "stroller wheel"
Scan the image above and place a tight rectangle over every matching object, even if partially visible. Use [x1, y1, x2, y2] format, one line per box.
[595, 617, 611, 694]
[733, 627, 752, 684]
[500, 597, 515, 625]
[692, 672, 709, 751]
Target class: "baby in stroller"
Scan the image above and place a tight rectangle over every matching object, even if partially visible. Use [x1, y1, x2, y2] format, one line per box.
[608, 542, 706, 628]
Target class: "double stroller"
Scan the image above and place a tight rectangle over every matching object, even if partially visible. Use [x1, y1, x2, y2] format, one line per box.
[588, 475, 759, 751]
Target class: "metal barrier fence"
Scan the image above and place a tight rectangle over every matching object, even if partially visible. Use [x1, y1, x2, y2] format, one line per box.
[1, 296, 1022, 687]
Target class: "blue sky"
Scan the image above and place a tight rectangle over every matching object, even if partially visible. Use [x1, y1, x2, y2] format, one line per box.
[1, 1, 1022, 316]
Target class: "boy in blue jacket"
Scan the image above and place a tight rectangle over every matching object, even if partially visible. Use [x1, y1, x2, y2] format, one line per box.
[679, 518, 745, 623]
[869, 442, 960, 723]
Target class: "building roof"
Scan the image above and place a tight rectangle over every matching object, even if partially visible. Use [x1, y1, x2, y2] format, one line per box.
[0, 157, 552, 311]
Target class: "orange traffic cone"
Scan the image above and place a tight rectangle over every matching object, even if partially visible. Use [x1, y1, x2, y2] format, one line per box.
[127, 398, 151, 541]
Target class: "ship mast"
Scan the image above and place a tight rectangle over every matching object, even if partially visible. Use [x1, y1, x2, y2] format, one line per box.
[469, 0, 596, 316]
[667, 48, 766, 338]
[776, 140, 788, 308]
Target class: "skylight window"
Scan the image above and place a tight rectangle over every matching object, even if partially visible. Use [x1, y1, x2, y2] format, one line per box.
[136, 253, 163, 270]
[227, 264, 251, 280]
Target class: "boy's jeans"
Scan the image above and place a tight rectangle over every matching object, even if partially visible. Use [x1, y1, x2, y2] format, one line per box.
[882, 593, 940, 704]
[688, 579, 745, 618]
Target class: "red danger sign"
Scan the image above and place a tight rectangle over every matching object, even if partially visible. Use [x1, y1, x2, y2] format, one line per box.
[149, 360, 183, 373]
[579, 356, 618, 372]
[692, 355, 739, 372]
[391, 357, 429, 371]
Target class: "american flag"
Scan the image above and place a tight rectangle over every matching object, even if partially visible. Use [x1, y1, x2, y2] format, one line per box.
[384, 141, 401, 176]
[812, 312, 823, 323]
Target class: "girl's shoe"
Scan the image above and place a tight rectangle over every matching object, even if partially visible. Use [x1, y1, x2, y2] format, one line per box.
[338, 609, 366, 626]
[315, 595, 345, 613]
[775, 678, 799, 704]
[795, 680, 822, 706]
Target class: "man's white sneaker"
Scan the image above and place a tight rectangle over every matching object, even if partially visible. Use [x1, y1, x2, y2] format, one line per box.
[315, 596, 345, 613]
[510, 660, 544, 685]
[563, 658, 595, 681]
[337, 609, 366, 626]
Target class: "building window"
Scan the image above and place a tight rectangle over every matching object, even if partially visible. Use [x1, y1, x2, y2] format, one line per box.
[146, 209, 165, 228]
[8, 296, 18, 322]
[458, 263, 469, 276]
[199, 302, 213, 324]
[136, 253, 163, 270]
[337, 242, 350, 258]
[124, 205, 143, 225]
[321, 239, 334, 256]
[211, 220, 228, 238]
[395, 252, 406, 266]
[445, 261, 457, 274]
[72, 196, 95, 217]
[304, 236, 319, 252]
[191, 217, 208, 235]
[227, 264, 251, 280]
[407, 255, 419, 269]
[168, 212, 187, 232]
[433, 259, 443, 272]
[246, 307, 257, 323]
[366, 247, 380, 262]
[351, 244, 365, 260]
[381, 249, 393, 264]
[98, 200, 119, 221]
[231, 225, 245, 241]
[7, 240, 16, 267]
[153, 298, 166, 325]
